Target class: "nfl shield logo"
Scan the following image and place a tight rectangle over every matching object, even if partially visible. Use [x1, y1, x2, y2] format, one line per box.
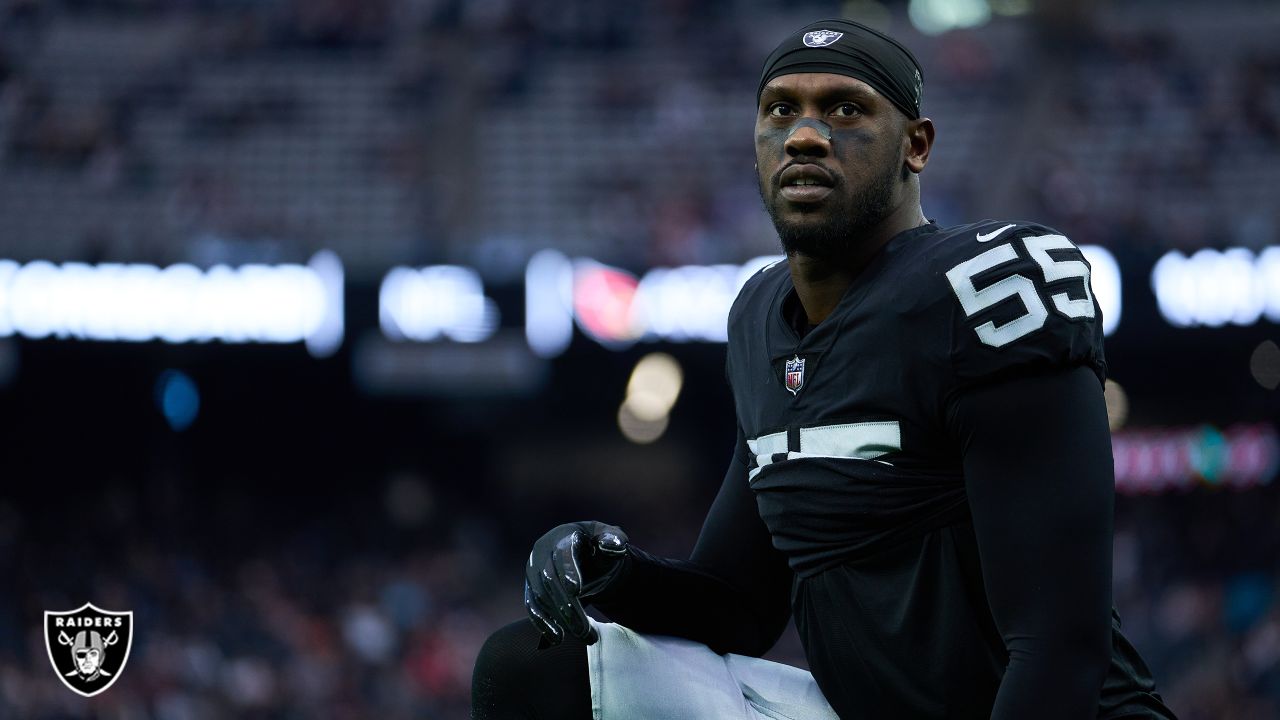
[785, 355, 805, 395]
[44, 603, 133, 697]
[803, 30, 844, 47]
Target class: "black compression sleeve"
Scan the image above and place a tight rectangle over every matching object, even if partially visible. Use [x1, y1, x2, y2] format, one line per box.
[591, 431, 793, 656]
[948, 366, 1114, 720]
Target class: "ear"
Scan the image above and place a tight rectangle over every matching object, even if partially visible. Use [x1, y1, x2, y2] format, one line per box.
[903, 117, 934, 174]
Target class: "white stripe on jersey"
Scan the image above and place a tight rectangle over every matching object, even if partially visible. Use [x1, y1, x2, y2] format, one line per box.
[746, 422, 901, 480]
[747, 431, 788, 481]
[798, 422, 901, 460]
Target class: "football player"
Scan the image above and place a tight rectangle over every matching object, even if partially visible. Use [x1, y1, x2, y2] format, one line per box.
[473, 18, 1176, 720]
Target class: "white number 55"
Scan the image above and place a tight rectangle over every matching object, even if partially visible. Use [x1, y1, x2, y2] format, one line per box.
[944, 234, 1094, 348]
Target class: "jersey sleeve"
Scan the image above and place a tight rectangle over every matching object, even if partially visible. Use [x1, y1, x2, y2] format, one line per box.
[929, 222, 1107, 394]
[949, 366, 1116, 718]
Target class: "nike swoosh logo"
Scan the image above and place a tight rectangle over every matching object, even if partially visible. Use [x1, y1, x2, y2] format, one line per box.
[975, 224, 1016, 242]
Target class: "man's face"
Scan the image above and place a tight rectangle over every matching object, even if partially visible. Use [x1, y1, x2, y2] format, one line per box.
[76, 647, 101, 675]
[755, 73, 907, 259]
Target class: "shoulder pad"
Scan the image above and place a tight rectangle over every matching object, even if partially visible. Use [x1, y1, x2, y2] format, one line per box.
[927, 221, 1107, 386]
[728, 256, 787, 330]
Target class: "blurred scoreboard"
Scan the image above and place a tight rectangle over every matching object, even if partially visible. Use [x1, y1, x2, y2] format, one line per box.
[0, 242, 1277, 493]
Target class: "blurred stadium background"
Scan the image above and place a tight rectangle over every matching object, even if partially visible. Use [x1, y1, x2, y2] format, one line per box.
[0, 0, 1278, 717]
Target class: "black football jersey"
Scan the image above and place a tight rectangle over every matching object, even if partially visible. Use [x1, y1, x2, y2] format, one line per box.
[725, 220, 1167, 718]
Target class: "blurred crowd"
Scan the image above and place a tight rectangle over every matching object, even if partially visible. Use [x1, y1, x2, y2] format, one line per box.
[0, 0, 1276, 274]
[1112, 490, 1280, 719]
[1025, 23, 1280, 265]
[0, 474, 519, 719]
[0, 473, 1277, 718]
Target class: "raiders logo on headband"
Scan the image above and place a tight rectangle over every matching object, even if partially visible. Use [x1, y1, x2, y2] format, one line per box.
[44, 603, 134, 697]
[760, 19, 924, 119]
[802, 29, 844, 47]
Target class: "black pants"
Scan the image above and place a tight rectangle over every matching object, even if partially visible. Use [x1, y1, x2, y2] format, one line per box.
[471, 620, 592, 720]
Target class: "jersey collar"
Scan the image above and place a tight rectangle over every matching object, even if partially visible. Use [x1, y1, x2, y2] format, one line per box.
[768, 221, 940, 357]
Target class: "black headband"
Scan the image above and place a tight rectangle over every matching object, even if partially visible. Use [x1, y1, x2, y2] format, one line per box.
[757, 19, 924, 120]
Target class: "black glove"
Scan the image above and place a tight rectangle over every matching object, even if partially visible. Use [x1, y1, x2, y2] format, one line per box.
[523, 521, 629, 647]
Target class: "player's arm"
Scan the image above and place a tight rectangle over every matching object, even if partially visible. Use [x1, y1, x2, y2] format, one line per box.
[948, 366, 1114, 719]
[592, 431, 794, 656]
[524, 430, 793, 657]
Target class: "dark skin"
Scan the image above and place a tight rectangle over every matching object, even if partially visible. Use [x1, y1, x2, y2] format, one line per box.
[755, 72, 935, 324]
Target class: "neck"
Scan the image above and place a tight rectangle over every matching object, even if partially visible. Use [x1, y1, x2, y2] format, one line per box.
[787, 201, 926, 325]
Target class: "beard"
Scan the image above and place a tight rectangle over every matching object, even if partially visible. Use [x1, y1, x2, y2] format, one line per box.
[759, 154, 901, 261]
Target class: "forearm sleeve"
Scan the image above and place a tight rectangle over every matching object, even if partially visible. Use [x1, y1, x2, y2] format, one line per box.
[948, 366, 1115, 719]
[592, 432, 793, 656]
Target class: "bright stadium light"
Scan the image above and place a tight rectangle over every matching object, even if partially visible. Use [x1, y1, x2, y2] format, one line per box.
[1081, 245, 1121, 336]
[630, 265, 732, 342]
[0, 261, 14, 337]
[908, 0, 991, 35]
[524, 250, 575, 358]
[1259, 247, 1280, 322]
[0, 253, 343, 351]
[561, 254, 785, 349]
[624, 353, 684, 422]
[617, 401, 669, 444]
[1151, 246, 1280, 328]
[572, 260, 642, 347]
[378, 265, 499, 343]
[306, 250, 345, 358]
[619, 353, 684, 444]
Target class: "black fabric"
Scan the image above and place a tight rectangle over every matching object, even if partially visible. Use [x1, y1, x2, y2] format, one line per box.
[471, 620, 590, 720]
[579, 219, 1172, 718]
[589, 370, 1174, 719]
[723, 221, 1108, 578]
[758, 18, 924, 119]
[949, 366, 1171, 719]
